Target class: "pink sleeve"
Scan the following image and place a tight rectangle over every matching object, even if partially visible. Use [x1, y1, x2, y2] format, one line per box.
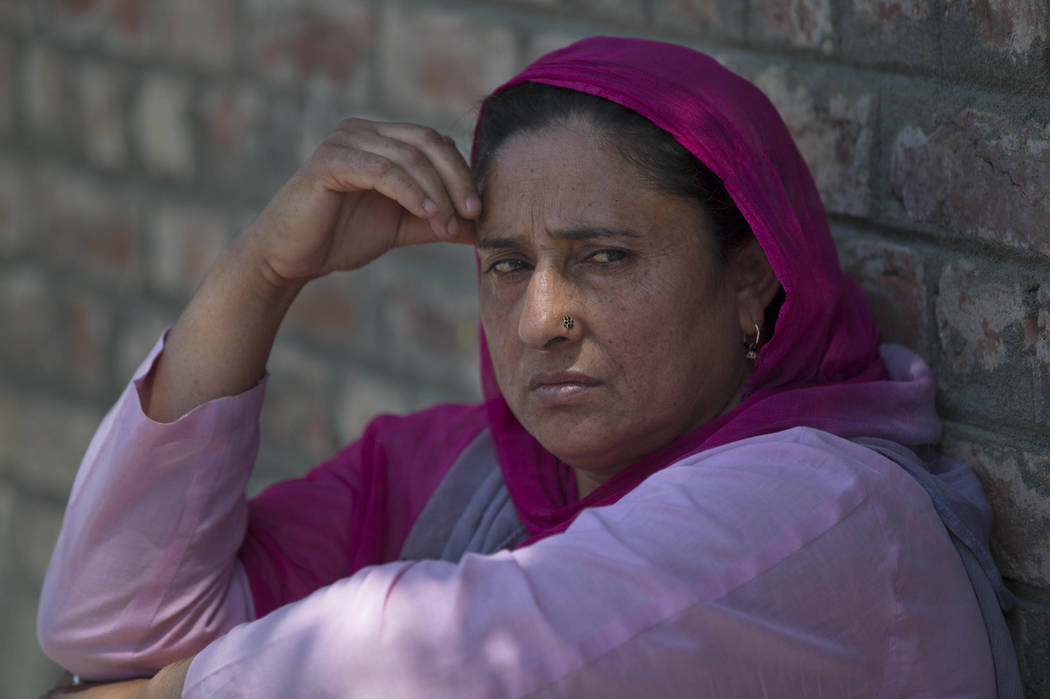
[37, 334, 263, 680]
[182, 429, 994, 698]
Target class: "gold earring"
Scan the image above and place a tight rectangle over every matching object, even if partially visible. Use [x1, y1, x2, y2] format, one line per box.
[744, 323, 760, 360]
[562, 316, 574, 329]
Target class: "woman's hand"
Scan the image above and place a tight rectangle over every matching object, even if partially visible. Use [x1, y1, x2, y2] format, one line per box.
[244, 119, 481, 286]
[141, 119, 480, 422]
[41, 659, 191, 699]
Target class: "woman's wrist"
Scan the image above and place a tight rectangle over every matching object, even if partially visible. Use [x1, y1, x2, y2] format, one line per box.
[222, 229, 309, 311]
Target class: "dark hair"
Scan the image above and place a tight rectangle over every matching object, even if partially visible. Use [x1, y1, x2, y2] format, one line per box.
[473, 82, 783, 335]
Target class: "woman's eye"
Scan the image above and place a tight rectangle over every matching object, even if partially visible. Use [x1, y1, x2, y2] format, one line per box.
[488, 258, 530, 275]
[586, 249, 629, 264]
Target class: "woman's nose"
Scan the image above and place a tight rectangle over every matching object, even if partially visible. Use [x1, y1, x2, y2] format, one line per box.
[518, 266, 576, 349]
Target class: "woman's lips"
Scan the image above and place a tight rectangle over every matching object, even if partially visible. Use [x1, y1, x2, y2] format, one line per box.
[527, 372, 601, 405]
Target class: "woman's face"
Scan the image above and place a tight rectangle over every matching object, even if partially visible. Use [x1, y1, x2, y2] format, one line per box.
[477, 121, 757, 494]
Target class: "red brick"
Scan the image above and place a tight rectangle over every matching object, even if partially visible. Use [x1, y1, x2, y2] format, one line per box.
[752, 65, 874, 216]
[578, 0, 646, 23]
[335, 369, 411, 444]
[0, 265, 112, 391]
[147, 203, 231, 296]
[262, 344, 337, 461]
[1036, 285, 1050, 365]
[78, 61, 127, 168]
[134, 73, 194, 177]
[55, 0, 153, 51]
[382, 263, 480, 392]
[284, 274, 359, 343]
[525, 31, 590, 65]
[37, 165, 140, 281]
[853, 0, 932, 22]
[0, 159, 29, 254]
[652, 0, 745, 36]
[380, 5, 518, 118]
[67, 292, 113, 392]
[20, 45, 64, 140]
[891, 110, 1050, 258]
[0, 0, 34, 30]
[162, 0, 233, 68]
[838, 239, 927, 347]
[200, 84, 266, 161]
[0, 267, 65, 378]
[946, 0, 1048, 57]
[0, 387, 106, 498]
[752, 0, 834, 51]
[942, 427, 1050, 588]
[115, 310, 173, 381]
[246, 0, 372, 95]
[935, 262, 1026, 374]
[1, 537, 65, 697]
[0, 39, 12, 136]
[840, 0, 938, 69]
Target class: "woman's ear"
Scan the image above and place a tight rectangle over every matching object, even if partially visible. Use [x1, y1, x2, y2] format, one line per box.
[731, 239, 781, 335]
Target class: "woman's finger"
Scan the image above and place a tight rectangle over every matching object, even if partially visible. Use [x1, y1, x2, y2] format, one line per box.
[374, 123, 480, 220]
[326, 125, 462, 238]
[314, 143, 436, 223]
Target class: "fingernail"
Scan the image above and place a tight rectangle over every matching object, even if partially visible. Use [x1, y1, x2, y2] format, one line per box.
[423, 198, 438, 215]
[447, 217, 460, 236]
[465, 193, 481, 214]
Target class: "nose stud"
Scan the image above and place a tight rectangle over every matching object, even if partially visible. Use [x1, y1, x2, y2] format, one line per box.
[562, 315, 574, 330]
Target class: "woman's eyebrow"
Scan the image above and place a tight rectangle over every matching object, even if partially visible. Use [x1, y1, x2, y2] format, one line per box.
[554, 226, 641, 241]
[476, 226, 640, 250]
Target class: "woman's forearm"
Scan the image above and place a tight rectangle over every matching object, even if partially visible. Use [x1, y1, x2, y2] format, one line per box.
[142, 233, 304, 423]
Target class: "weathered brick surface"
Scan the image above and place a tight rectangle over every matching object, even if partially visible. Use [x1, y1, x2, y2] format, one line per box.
[245, 0, 372, 98]
[335, 368, 413, 446]
[20, 45, 66, 142]
[837, 236, 928, 349]
[0, 386, 106, 498]
[651, 0, 746, 37]
[77, 61, 128, 169]
[578, 0, 647, 23]
[888, 100, 1050, 258]
[147, 203, 231, 296]
[933, 261, 1047, 429]
[282, 272, 383, 364]
[53, 0, 154, 52]
[161, 0, 233, 69]
[114, 309, 174, 382]
[374, 248, 481, 396]
[380, 5, 518, 119]
[751, 0, 835, 52]
[134, 73, 194, 177]
[942, 0, 1050, 92]
[0, 157, 29, 254]
[262, 344, 338, 463]
[943, 424, 1050, 588]
[0, 274, 116, 398]
[5, 1, 1050, 695]
[0, 38, 12, 138]
[839, 0, 939, 68]
[1007, 590, 1050, 698]
[740, 59, 875, 217]
[0, 582, 62, 699]
[36, 165, 140, 283]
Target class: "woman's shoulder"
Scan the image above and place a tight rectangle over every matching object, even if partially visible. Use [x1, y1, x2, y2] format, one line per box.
[663, 426, 938, 513]
[559, 427, 994, 695]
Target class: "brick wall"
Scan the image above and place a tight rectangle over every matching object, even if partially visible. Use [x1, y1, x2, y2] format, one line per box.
[1, 0, 1047, 696]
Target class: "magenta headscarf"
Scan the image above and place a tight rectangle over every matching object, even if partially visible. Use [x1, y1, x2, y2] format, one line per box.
[475, 37, 935, 545]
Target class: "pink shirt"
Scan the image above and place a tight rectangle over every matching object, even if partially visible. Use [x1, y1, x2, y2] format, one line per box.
[39, 337, 995, 697]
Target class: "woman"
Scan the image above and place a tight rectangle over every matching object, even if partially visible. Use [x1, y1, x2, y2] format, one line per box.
[39, 38, 1018, 697]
